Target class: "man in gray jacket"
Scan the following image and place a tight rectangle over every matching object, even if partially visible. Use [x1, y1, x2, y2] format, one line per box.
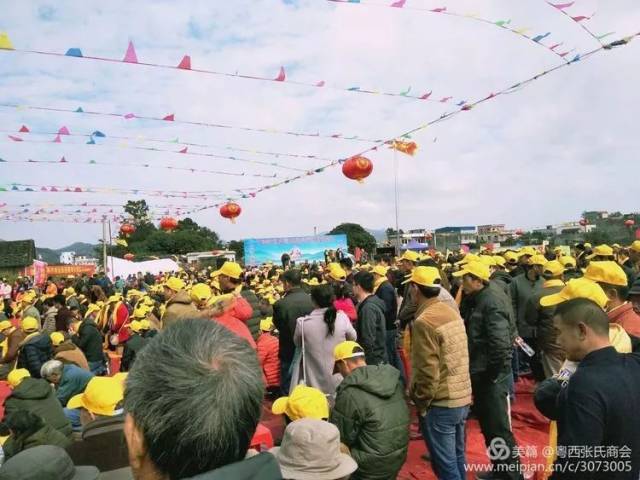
[353, 272, 388, 366]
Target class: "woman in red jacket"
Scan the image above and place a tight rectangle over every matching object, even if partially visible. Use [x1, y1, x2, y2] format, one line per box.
[257, 317, 280, 395]
[209, 294, 256, 349]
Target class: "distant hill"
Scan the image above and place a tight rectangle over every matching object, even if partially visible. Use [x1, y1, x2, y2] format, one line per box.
[366, 228, 388, 243]
[36, 242, 98, 264]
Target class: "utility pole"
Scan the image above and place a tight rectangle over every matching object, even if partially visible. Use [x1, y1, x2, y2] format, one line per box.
[101, 217, 107, 274]
[393, 148, 401, 255]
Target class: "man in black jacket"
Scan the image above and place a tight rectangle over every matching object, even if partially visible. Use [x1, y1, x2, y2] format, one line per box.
[17, 317, 52, 379]
[454, 261, 520, 479]
[546, 298, 640, 479]
[273, 269, 314, 395]
[353, 271, 388, 366]
[72, 315, 105, 375]
[373, 265, 404, 379]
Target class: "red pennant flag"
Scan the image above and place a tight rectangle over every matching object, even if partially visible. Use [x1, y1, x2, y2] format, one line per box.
[419, 91, 432, 100]
[177, 55, 191, 70]
[316, 80, 325, 87]
[59, 156, 67, 163]
[549, 1, 575, 10]
[549, 43, 563, 51]
[391, 0, 406, 7]
[163, 114, 175, 121]
[178, 147, 188, 154]
[431, 7, 447, 12]
[19, 125, 29, 133]
[123, 113, 136, 120]
[74, 187, 82, 192]
[275, 66, 286, 81]
[8, 135, 22, 142]
[123, 41, 138, 63]
[53, 134, 62, 143]
[58, 126, 70, 135]
[571, 15, 592, 22]
[439, 96, 453, 102]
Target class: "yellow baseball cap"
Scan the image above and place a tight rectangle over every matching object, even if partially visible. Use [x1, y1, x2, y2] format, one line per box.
[372, 265, 388, 277]
[584, 242, 592, 249]
[190, 283, 212, 302]
[50, 331, 65, 346]
[540, 278, 608, 309]
[165, 277, 186, 292]
[583, 261, 628, 287]
[399, 251, 420, 263]
[85, 303, 102, 318]
[63, 287, 76, 297]
[132, 305, 151, 320]
[21, 316, 39, 333]
[0, 320, 13, 331]
[493, 256, 506, 268]
[402, 266, 441, 287]
[333, 340, 366, 364]
[272, 385, 329, 421]
[559, 256, 577, 268]
[129, 320, 143, 333]
[307, 278, 321, 287]
[455, 253, 479, 266]
[543, 261, 565, 277]
[67, 374, 127, 416]
[452, 261, 491, 282]
[21, 291, 36, 303]
[518, 246, 537, 257]
[327, 264, 347, 282]
[630, 241, 640, 253]
[528, 254, 547, 266]
[503, 251, 519, 265]
[107, 294, 122, 304]
[139, 319, 151, 330]
[212, 261, 243, 280]
[126, 289, 143, 299]
[7, 369, 30, 388]
[260, 317, 274, 331]
[587, 244, 614, 260]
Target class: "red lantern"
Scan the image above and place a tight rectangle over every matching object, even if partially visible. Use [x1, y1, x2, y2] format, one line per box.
[625, 219, 635, 227]
[220, 202, 242, 223]
[120, 223, 135, 236]
[160, 217, 178, 232]
[579, 219, 588, 227]
[515, 229, 524, 236]
[124, 253, 135, 261]
[425, 233, 433, 241]
[342, 155, 373, 183]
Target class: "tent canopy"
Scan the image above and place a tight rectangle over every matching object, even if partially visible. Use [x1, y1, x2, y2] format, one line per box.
[401, 240, 428, 251]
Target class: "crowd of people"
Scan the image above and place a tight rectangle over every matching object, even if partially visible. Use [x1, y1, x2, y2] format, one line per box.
[0, 240, 638, 479]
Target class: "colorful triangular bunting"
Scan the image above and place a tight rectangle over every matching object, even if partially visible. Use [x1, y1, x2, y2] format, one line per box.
[123, 40, 138, 63]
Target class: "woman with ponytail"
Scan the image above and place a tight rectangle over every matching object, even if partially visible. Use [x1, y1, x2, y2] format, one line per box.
[290, 284, 357, 398]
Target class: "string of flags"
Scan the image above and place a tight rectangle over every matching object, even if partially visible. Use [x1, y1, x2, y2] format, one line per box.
[0, 34, 466, 104]
[2, 129, 313, 173]
[544, 1, 608, 45]
[1, 29, 637, 223]
[0, 103, 383, 144]
[1, 127, 337, 163]
[0, 156, 281, 178]
[327, 0, 603, 61]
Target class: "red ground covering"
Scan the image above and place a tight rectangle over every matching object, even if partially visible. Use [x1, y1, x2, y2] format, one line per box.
[261, 377, 551, 480]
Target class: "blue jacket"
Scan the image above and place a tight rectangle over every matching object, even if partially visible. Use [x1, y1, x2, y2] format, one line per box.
[57, 364, 94, 407]
[17, 333, 53, 378]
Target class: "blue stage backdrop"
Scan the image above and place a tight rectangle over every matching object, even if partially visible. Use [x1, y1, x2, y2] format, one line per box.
[243, 234, 348, 266]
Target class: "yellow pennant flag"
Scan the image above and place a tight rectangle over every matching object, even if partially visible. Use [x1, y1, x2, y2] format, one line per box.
[0, 33, 14, 50]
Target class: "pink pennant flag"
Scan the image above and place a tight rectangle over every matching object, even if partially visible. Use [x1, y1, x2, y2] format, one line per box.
[177, 55, 191, 70]
[53, 134, 62, 143]
[419, 91, 432, 100]
[571, 14, 592, 22]
[74, 187, 82, 192]
[18, 125, 29, 133]
[123, 41, 138, 63]
[390, 0, 406, 7]
[123, 113, 136, 120]
[431, 7, 447, 12]
[8, 135, 23, 142]
[58, 126, 70, 135]
[439, 96, 453, 102]
[316, 80, 325, 87]
[178, 147, 188, 154]
[163, 114, 175, 121]
[275, 66, 286, 81]
[50, 187, 58, 192]
[59, 156, 67, 163]
[549, 42, 563, 51]
[549, 1, 575, 10]
[40, 187, 47, 191]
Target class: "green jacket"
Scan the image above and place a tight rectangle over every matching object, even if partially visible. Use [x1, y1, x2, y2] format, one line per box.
[330, 365, 409, 480]
[3, 423, 72, 459]
[3, 377, 72, 437]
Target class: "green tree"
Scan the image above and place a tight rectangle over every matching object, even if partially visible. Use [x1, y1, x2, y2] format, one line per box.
[227, 240, 245, 261]
[124, 200, 151, 224]
[329, 223, 377, 253]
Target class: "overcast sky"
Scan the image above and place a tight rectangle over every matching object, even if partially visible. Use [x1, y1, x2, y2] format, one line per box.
[1, 0, 639, 249]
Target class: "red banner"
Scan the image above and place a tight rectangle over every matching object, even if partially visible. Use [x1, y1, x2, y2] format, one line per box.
[23, 264, 96, 278]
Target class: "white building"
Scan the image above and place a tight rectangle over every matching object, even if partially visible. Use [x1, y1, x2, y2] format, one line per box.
[59, 251, 75, 264]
